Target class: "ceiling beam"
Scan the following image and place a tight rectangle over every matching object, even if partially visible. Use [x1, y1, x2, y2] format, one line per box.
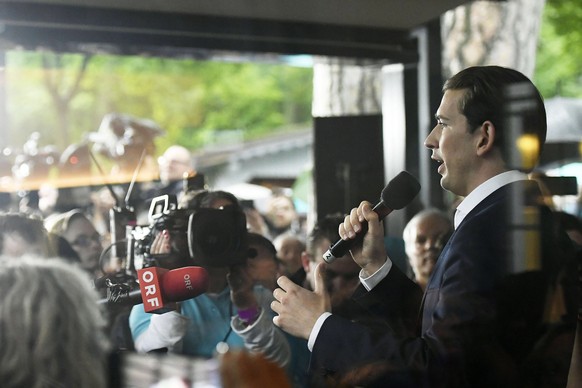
[0, 2, 419, 62]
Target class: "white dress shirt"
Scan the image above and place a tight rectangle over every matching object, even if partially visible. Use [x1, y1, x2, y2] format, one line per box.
[454, 170, 528, 229]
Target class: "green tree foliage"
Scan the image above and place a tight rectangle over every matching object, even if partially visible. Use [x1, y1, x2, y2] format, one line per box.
[534, 0, 582, 98]
[5, 52, 313, 155]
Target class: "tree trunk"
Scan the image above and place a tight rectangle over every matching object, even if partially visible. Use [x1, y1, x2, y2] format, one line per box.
[312, 57, 383, 117]
[42, 52, 92, 149]
[312, 0, 546, 118]
[441, 0, 546, 79]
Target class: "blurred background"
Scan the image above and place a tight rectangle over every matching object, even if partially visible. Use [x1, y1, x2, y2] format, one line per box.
[0, 0, 578, 235]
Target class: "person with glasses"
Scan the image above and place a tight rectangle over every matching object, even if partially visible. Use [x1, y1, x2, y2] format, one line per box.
[301, 212, 422, 329]
[45, 208, 104, 278]
[301, 214, 362, 311]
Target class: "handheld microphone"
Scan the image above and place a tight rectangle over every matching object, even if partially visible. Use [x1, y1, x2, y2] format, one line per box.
[323, 171, 421, 263]
[99, 266, 209, 313]
[138, 266, 209, 313]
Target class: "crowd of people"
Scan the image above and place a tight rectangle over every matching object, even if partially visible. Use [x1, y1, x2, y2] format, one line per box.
[0, 65, 580, 388]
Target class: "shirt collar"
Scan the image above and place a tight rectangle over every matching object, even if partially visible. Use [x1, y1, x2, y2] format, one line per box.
[454, 170, 528, 229]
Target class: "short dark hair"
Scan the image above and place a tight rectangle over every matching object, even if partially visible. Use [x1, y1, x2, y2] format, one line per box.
[180, 190, 241, 211]
[306, 213, 345, 260]
[444, 66, 547, 168]
[247, 232, 277, 261]
[0, 212, 49, 255]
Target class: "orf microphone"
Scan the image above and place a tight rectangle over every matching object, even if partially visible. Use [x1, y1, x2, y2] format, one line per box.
[323, 171, 421, 263]
[161, 266, 210, 303]
[99, 266, 209, 313]
[138, 266, 209, 313]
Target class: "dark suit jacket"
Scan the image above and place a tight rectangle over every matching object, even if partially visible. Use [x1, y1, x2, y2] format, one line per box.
[310, 181, 575, 387]
[309, 263, 423, 387]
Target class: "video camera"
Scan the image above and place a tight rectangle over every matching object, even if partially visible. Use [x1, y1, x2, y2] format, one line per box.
[98, 192, 249, 303]
[130, 194, 249, 271]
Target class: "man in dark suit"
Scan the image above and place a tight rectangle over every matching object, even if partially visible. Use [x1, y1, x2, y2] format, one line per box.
[271, 66, 577, 387]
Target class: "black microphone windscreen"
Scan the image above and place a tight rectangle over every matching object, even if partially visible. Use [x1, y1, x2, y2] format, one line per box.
[322, 170, 421, 264]
[381, 171, 421, 210]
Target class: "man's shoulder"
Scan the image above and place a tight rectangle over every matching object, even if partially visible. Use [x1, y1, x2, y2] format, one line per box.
[461, 180, 537, 226]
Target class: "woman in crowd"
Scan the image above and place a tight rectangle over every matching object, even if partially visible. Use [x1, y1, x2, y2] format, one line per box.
[0, 256, 109, 388]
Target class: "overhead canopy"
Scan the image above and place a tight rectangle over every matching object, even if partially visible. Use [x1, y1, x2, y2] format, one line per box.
[0, 0, 474, 61]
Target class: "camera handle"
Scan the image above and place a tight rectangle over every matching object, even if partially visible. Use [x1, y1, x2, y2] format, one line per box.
[109, 206, 136, 269]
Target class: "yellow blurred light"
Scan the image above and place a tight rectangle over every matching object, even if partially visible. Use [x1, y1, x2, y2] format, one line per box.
[516, 134, 539, 170]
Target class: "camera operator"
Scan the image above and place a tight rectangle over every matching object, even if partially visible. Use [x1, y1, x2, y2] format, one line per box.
[128, 190, 291, 371]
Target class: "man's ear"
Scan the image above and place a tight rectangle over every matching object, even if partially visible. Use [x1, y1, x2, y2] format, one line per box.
[300, 251, 311, 273]
[475, 121, 496, 156]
